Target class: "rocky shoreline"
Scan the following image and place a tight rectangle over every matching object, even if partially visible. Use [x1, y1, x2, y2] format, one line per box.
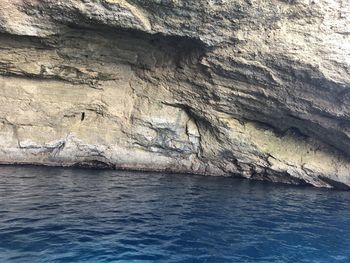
[0, 0, 349, 189]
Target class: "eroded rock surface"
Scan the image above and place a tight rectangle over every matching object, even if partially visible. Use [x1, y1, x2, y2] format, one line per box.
[0, 0, 349, 188]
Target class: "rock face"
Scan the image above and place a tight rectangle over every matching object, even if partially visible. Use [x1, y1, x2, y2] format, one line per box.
[0, 0, 349, 188]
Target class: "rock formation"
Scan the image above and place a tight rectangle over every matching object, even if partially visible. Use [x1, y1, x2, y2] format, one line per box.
[0, 0, 349, 188]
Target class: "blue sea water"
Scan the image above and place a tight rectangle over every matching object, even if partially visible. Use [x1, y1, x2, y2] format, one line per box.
[0, 166, 349, 263]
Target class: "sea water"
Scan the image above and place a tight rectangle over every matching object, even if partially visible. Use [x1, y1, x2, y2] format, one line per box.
[0, 166, 349, 262]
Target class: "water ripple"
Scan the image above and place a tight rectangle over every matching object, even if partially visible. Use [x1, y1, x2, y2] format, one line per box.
[0, 166, 350, 262]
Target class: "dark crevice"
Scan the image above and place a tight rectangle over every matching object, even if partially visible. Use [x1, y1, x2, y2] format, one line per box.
[250, 170, 312, 186]
[60, 24, 207, 70]
[72, 160, 115, 170]
[319, 176, 350, 190]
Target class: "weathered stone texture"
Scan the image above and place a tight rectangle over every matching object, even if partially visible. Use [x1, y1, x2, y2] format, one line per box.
[0, 0, 349, 188]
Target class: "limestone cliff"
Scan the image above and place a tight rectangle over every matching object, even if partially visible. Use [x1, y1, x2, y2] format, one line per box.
[0, 0, 349, 188]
